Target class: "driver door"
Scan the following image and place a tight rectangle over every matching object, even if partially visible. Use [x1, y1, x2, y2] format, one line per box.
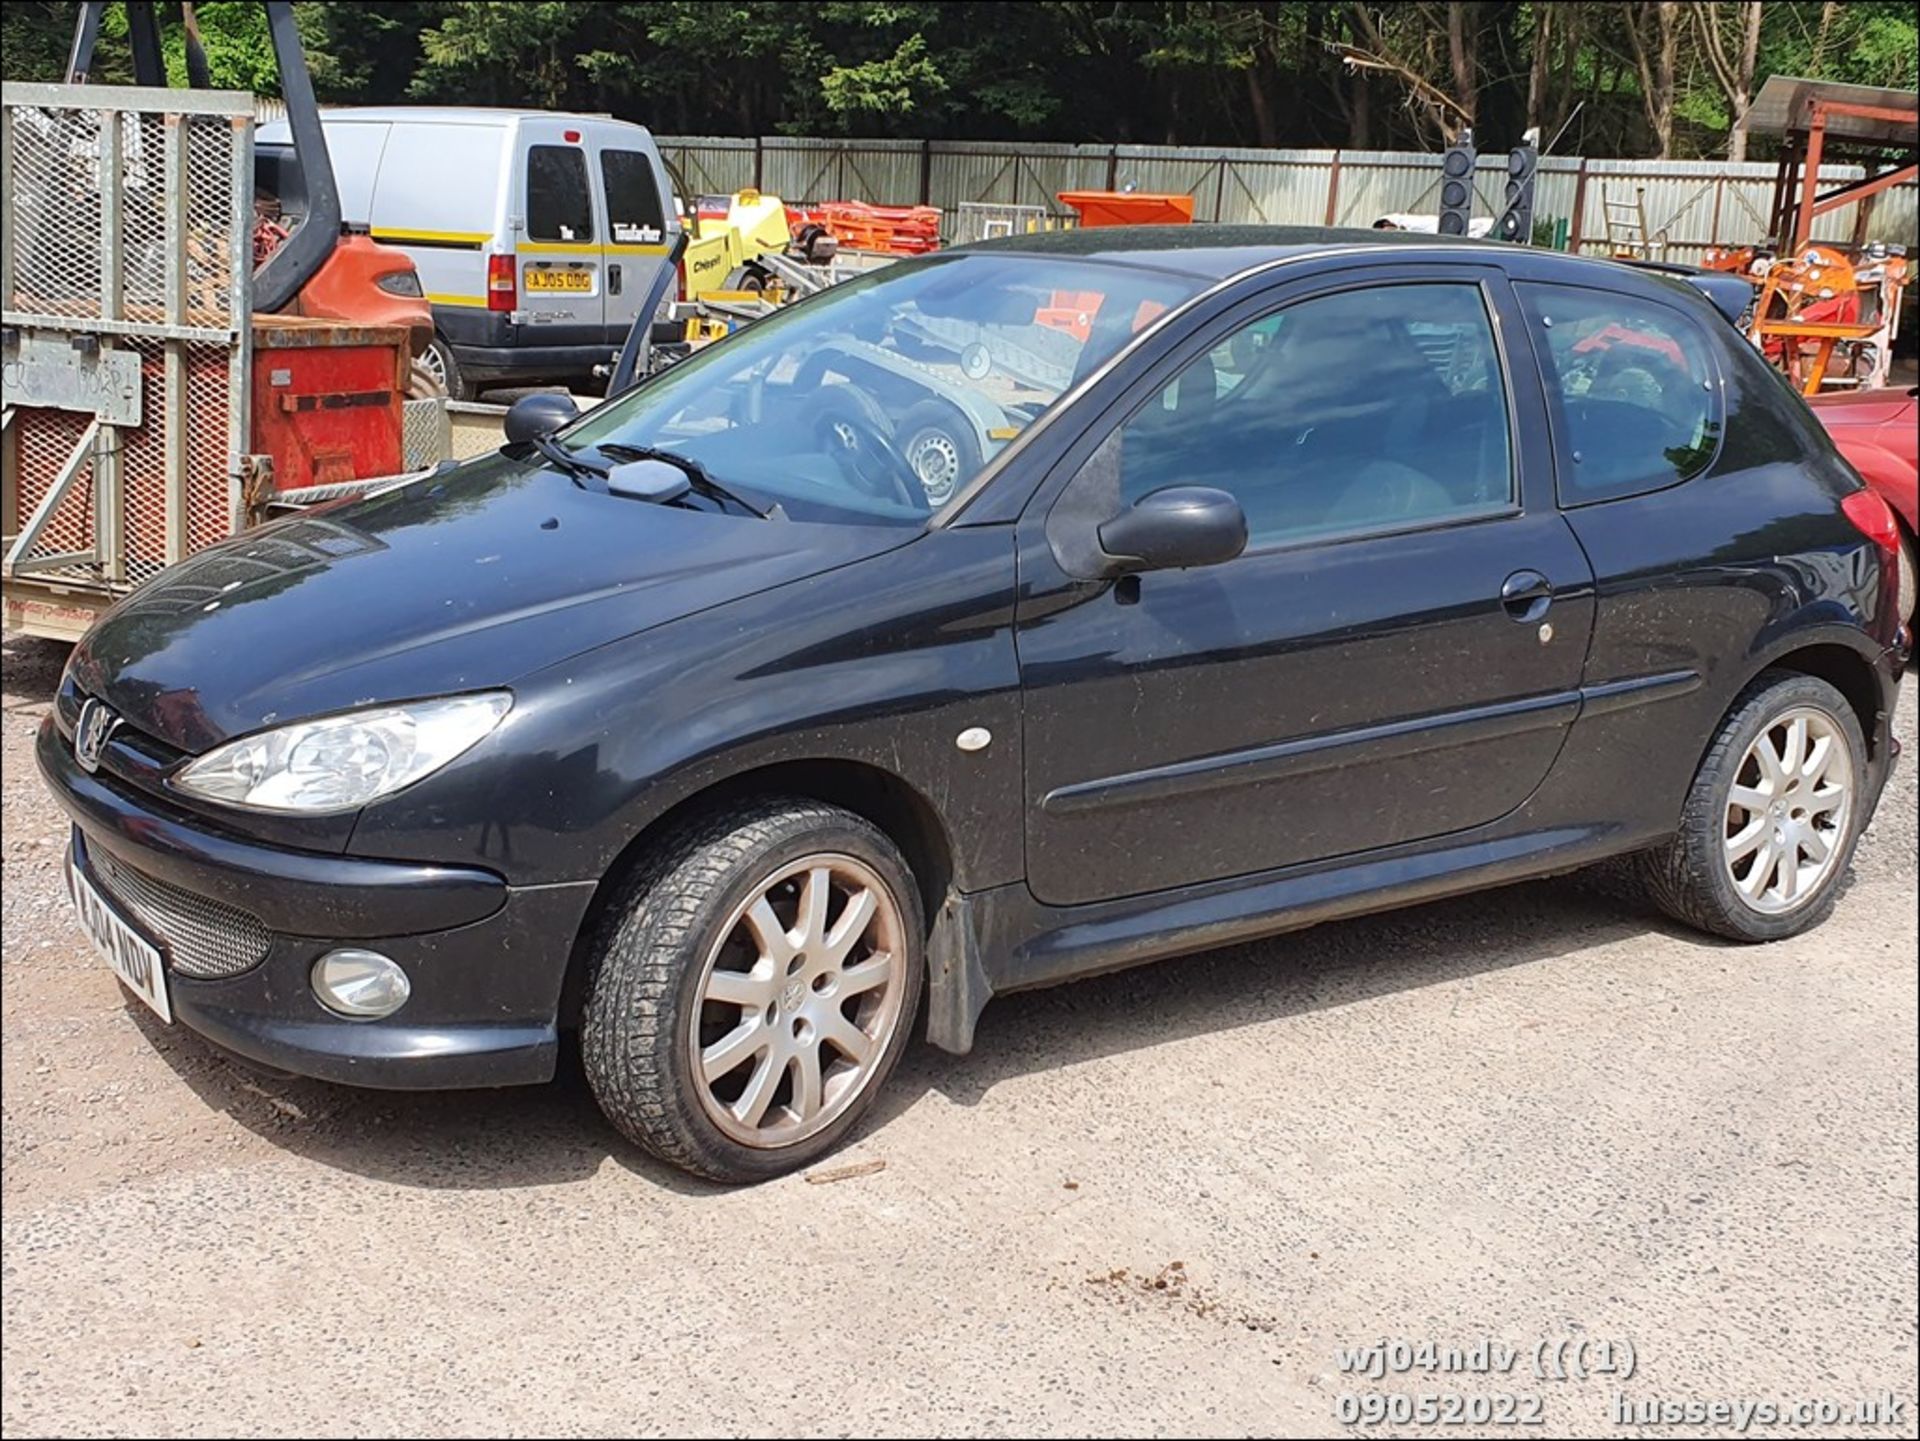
[1014, 265, 1597, 906]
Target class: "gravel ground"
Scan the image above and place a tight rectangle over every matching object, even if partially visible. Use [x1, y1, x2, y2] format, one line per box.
[2, 629, 1914, 1439]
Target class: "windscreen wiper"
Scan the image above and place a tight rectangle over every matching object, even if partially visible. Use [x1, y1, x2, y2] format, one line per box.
[597, 443, 777, 519]
[527, 431, 609, 485]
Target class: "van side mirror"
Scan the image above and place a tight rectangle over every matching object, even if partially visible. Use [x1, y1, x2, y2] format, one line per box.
[504, 392, 580, 445]
[1096, 486, 1248, 574]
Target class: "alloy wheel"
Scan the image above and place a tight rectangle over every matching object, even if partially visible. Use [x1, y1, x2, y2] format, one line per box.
[1722, 706, 1854, 915]
[688, 854, 908, 1148]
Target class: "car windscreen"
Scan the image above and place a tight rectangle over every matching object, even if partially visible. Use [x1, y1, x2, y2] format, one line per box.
[559, 253, 1207, 523]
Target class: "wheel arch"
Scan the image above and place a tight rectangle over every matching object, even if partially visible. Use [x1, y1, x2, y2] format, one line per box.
[1742, 636, 1888, 762]
[558, 757, 958, 1027]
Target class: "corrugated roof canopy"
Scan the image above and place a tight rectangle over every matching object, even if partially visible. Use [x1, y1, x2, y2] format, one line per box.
[1750, 76, 1917, 147]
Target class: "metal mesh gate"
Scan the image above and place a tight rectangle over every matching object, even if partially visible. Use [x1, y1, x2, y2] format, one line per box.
[3, 82, 253, 604]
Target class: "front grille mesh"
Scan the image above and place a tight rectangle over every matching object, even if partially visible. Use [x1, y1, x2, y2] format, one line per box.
[90, 847, 272, 979]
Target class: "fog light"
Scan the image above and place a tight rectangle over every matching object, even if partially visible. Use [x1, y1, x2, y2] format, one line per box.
[312, 949, 410, 1019]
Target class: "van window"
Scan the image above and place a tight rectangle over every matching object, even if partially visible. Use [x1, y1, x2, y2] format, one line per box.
[1517, 282, 1721, 504]
[601, 151, 667, 246]
[527, 145, 593, 243]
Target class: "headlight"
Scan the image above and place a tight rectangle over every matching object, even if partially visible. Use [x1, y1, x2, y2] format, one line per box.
[172, 693, 511, 814]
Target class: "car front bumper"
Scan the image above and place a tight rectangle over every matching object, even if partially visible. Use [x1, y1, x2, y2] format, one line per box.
[38, 716, 594, 1089]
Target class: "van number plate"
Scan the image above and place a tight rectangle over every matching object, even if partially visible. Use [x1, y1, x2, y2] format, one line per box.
[525, 269, 594, 293]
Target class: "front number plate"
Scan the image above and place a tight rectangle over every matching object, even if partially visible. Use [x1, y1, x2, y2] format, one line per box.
[70, 859, 172, 1023]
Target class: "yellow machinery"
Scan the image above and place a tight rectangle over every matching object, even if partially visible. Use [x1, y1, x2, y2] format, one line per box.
[681, 190, 800, 303]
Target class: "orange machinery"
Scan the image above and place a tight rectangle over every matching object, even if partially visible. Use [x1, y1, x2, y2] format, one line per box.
[1057, 191, 1196, 228]
[1708, 76, 1918, 394]
[1705, 241, 1912, 394]
[785, 201, 941, 256]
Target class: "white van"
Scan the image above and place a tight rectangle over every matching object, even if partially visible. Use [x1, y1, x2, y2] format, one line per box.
[259, 107, 680, 397]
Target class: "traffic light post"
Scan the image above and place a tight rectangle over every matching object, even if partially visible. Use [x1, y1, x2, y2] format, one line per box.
[1438, 129, 1476, 237]
[1436, 128, 1539, 246]
[1496, 133, 1539, 245]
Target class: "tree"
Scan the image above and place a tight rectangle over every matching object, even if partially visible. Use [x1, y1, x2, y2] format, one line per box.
[1623, 0, 1681, 157]
[1, 1, 1914, 160]
[1691, 1, 1764, 162]
[1341, 3, 1474, 144]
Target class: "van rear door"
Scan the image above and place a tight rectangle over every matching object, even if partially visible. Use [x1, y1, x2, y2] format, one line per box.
[594, 136, 675, 347]
[515, 120, 604, 345]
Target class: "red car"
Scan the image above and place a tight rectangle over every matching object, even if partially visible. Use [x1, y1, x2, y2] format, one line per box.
[1811, 386, 1917, 623]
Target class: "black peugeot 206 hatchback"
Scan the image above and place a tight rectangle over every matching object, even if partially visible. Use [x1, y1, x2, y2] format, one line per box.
[42, 227, 1908, 1182]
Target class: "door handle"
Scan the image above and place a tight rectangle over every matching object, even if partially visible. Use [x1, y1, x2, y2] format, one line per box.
[1500, 569, 1553, 623]
[608, 263, 623, 296]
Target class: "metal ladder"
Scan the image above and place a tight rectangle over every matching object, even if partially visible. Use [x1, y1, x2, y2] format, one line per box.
[1603, 184, 1664, 259]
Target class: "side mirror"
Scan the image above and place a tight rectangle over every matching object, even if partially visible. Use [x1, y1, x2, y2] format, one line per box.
[503, 392, 580, 445]
[1096, 486, 1248, 574]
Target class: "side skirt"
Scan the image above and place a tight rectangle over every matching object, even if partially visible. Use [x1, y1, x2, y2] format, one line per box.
[922, 816, 1668, 1055]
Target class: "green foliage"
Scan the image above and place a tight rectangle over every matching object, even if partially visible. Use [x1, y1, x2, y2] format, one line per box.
[0, 2, 87, 83]
[1, 1, 1914, 158]
[820, 33, 947, 121]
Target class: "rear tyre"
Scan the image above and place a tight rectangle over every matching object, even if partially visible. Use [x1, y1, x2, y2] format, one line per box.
[581, 798, 924, 1184]
[1637, 672, 1866, 942]
[421, 334, 470, 401]
[898, 401, 980, 507]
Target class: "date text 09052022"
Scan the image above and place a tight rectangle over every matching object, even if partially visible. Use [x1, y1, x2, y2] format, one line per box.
[1336, 1392, 1545, 1427]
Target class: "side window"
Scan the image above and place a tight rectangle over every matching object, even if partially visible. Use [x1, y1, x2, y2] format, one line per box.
[1115, 282, 1514, 547]
[1516, 282, 1720, 504]
[526, 145, 592, 243]
[601, 150, 666, 246]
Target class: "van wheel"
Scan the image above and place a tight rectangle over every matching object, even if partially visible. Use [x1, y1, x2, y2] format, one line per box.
[1636, 672, 1866, 942]
[420, 335, 469, 401]
[581, 798, 924, 1184]
[406, 357, 447, 401]
[898, 401, 979, 507]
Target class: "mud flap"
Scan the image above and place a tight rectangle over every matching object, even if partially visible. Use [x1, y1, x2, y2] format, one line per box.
[925, 888, 993, 1055]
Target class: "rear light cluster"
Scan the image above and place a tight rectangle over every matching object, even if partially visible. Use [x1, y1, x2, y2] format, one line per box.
[374, 269, 423, 298]
[1842, 487, 1901, 554]
[1840, 488, 1911, 632]
[487, 253, 516, 313]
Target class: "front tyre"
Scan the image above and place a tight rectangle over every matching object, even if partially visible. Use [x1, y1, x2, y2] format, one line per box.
[582, 799, 924, 1183]
[1638, 672, 1867, 942]
[420, 334, 470, 401]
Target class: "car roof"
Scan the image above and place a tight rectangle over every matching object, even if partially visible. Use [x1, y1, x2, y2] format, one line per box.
[959, 222, 1662, 287]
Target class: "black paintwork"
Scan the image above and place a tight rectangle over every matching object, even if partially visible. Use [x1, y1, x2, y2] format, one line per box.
[39, 232, 1907, 1086]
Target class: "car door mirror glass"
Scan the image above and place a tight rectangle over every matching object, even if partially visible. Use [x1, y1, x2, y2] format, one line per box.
[1097, 485, 1248, 574]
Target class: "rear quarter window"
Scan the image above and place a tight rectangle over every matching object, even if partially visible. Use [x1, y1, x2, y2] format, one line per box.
[526, 144, 593, 243]
[1517, 282, 1722, 505]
